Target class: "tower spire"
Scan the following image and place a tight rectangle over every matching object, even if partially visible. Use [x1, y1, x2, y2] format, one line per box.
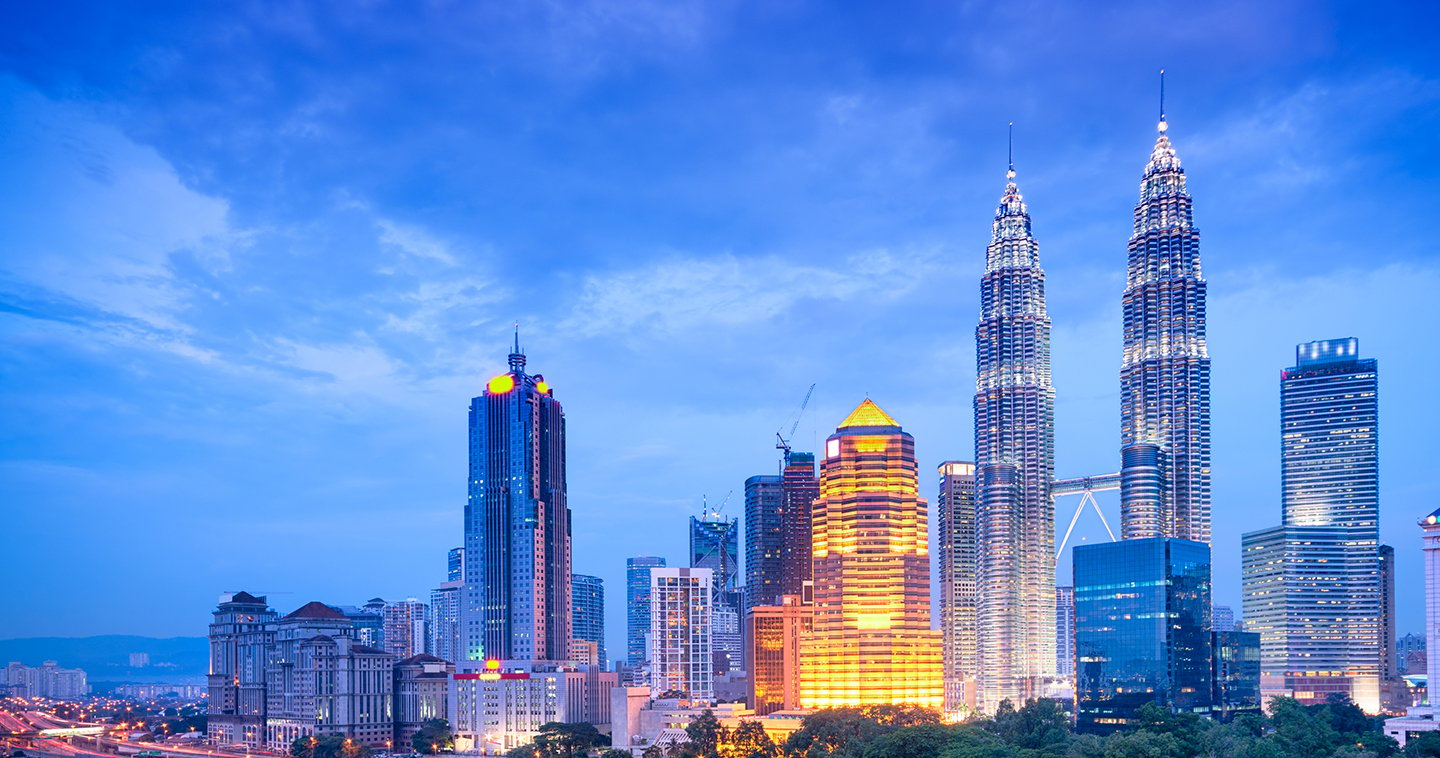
[1007, 122, 1015, 178]
[1158, 69, 1168, 133]
[508, 321, 526, 372]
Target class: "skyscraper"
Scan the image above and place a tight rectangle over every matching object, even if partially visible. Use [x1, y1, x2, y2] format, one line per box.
[744, 474, 784, 609]
[691, 512, 742, 671]
[972, 150, 1056, 711]
[429, 582, 463, 664]
[448, 547, 465, 583]
[1242, 338, 1382, 712]
[649, 567, 714, 702]
[207, 592, 277, 747]
[799, 399, 942, 710]
[1118, 108, 1211, 543]
[626, 556, 666, 678]
[779, 452, 819, 599]
[1382, 510, 1440, 745]
[384, 599, 428, 658]
[1075, 537, 1212, 733]
[463, 336, 571, 662]
[936, 460, 978, 714]
[747, 594, 811, 716]
[573, 574, 606, 668]
[1055, 586, 1075, 680]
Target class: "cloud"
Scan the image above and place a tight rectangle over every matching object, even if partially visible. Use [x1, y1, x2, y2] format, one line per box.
[376, 219, 459, 266]
[562, 247, 943, 337]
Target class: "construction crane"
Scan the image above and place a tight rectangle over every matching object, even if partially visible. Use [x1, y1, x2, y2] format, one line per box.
[775, 383, 817, 456]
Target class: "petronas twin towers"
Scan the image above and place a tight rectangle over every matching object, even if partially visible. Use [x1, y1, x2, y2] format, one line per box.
[961, 109, 1210, 713]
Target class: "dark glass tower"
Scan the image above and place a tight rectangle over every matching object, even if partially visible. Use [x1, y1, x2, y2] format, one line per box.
[626, 556, 666, 678]
[779, 452, 818, 599]
[1074, 537, 1213, 732]
[973, 153, 1056, 711]
[462, 336, 570, 662]
[1119, 111, 1211, 543]
[572, 573, 606, 667]
[744, 474, 784, 609]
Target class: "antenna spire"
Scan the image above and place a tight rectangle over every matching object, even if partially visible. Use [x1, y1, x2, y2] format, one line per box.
[1006, 122, 1016, 180]
[508, 321, 526, 372]
[1158, 69, 1168, 133]
[513, 321, 520, 354]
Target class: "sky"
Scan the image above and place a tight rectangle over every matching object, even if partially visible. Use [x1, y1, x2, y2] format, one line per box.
[2, 1, 1438, 661]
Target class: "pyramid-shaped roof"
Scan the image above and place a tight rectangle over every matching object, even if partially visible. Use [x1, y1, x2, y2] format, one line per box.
[284, 601, 349, 621]
[838, 398, 899, 429]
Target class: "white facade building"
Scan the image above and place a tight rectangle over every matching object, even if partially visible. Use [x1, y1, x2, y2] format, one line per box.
[1385, 509, 1440, 745]
[648, 567, 713, 702]
[449, 660, 614, 756]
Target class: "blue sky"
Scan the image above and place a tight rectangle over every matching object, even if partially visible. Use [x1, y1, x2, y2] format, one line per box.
[2, 1, 1438, 659]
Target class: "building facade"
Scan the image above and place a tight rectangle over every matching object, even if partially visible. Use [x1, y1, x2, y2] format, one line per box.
[744, 474, 784, 610]
[747, 594, 812, 716]
[936, 460, 978, 714]
[572, 574, 606, 668]
[450, 661, 613, 755]
[649, 567, 714, 702]
[1074, 537, 1212, 733]
[626, 556, 667, 681]
[972, 154, 1056, 712]
[384, 599, 428, 659]
[1212, 631, 1261, 720]
[780, 453, 819, 600]
[428, 582, 463, 665]
[1384, 510, 1440, 745]
[464, 338, 571, 663]
[1118, 112, 1211, 544]
[800, 400, 943, 710]
[1055, 586, 1076, 680]
[3, 661, 89, 700]
[448, 547, 465, 583]
[207, 591, 277, 747]
[394, 654, 453, 747]
[1242, 338, 1382, 712]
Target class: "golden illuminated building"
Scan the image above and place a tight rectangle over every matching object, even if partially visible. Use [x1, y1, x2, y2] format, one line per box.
[747, 594, 811, 716]
[799, 399, 943, 710]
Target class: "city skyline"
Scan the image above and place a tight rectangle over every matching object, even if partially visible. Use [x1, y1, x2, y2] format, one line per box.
[3, 0, 1439, 669]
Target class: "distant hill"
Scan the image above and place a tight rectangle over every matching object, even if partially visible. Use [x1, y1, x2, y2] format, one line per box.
[0, 636, 208, 682]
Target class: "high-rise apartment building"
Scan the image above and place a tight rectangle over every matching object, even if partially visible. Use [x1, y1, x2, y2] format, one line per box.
[744, 474, 784, 609]
[573, 574, 606, 668]
[1075, 537, 1212, 733]
[936, 460, 978, 714]
[463, 337, 571, 662]
[800, 400, 942, 710]
[384, 599, 429, 659]
[626, 556, 666, 679]
[747, 594, 811, 716]
[1118, 111, 1211, 544]
[429, 582, 463, 664]
[448, 547, 465, 583]
[1055, 586, 1076, 680]
[972, 153, 1056, 711]
[1242, 338, 1382, 712]
[649, 567, 714, 702]
[207, 592, 277, 747]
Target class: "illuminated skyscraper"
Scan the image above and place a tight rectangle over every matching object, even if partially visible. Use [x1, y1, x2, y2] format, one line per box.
[626, 556, 666, 679]
[649, 567, 714, 702]
[744, 474, 784, 609]
[1242, 338, 1381, 712]
[1119, 108, 1211, 543]
[463, 335, 571, 662]
[691, 512, 742, 670]
[936, 460, 978, 714]
[799, 399, 942, 709]
[748, 594, 811, 716]
[972, 151, 1056, 711]
[780, 453, 819, 598]
[1056, 586, 1075, 680]
[573, 574, 606, 668]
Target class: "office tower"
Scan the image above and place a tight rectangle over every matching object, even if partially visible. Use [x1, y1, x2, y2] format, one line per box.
[463, 335, 571, 662]
[1242, 338, 1381, 712]
[1381, 544, 1397, 681]
[626, 556, 666, 679]
[384, 599, 429, 658]
[747, 594, 812, 716]
[936, 460, 978, 714]
[1074, 537, 1212, 732]
[1055, 586, 1076, 680]
[691, 511, 742, 670]
[1382, 511, 1440, 745]
[744, 474, 784, 609]
[207, 592, 277, 747]
[972, 150, 1056, 711]
[264, 602, 395, 750]
[448, 547, 465, 583]
[1212, 631, 1262, 720]
[799, 400, 943, 709]
[1118, 109, 1211, 543]
[649, 567, 714, 702]
[780, 452, 819, 598]
[429, 582, 463, 664]
[573, 574, 607, 668]
[1212, 606, 1235, 633]
[394, 654, 454, 747]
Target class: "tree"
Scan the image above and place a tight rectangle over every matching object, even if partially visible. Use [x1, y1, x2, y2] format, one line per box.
[986, 698, 1072, 753]
[534, 722, 606, 758]
[413, 719, 455, 754]
[723, 720, 775, 758]
[1100, 730, 1186, 758]
[1405, 731, 1440, 758]
[507, 746, 538, 758]
[291, 735, 371, 758]
[859, 724, 965, 758]
[600, 751, 633, 758]
[685, 711, 725, 758]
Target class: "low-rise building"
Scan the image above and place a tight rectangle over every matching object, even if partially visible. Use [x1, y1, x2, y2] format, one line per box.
[449, 660, 614, 756]
[395, 654, 453, 749]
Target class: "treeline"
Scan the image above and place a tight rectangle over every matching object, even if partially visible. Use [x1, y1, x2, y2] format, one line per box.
[554, 698, 1440, 758]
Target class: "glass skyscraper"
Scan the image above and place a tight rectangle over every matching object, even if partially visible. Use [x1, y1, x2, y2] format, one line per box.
[744, 474, 784, 609]
[1074, 537, 1212, 733]
[690, 513, 740, 593]
[447, 547, 464, 583]
[572, 573, 605, 668]
[936, 460, 977, 715]
[1242, 338, 1382, 712]
[780, 452, 818, 599]
[1118, 111, 1211, 544]
[462, 337, 571, 662]
[972, 153, 1056, 711]
[800, 399, 942, 710]
[626, 556, 666, 676]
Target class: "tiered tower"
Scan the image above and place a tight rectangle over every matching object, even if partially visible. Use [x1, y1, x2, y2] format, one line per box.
[1118, 106, 1211, 543]
[972, 149, 1056, 710]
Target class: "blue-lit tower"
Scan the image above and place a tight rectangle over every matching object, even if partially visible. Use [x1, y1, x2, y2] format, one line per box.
[972, 141, 1056, 711]
[462, 334, 570, 662]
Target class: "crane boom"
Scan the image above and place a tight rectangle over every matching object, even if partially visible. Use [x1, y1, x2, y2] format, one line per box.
[776, 382, 817, 454]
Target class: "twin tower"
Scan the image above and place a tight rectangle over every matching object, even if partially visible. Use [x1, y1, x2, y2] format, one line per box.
[966, 111, 1210, 711]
